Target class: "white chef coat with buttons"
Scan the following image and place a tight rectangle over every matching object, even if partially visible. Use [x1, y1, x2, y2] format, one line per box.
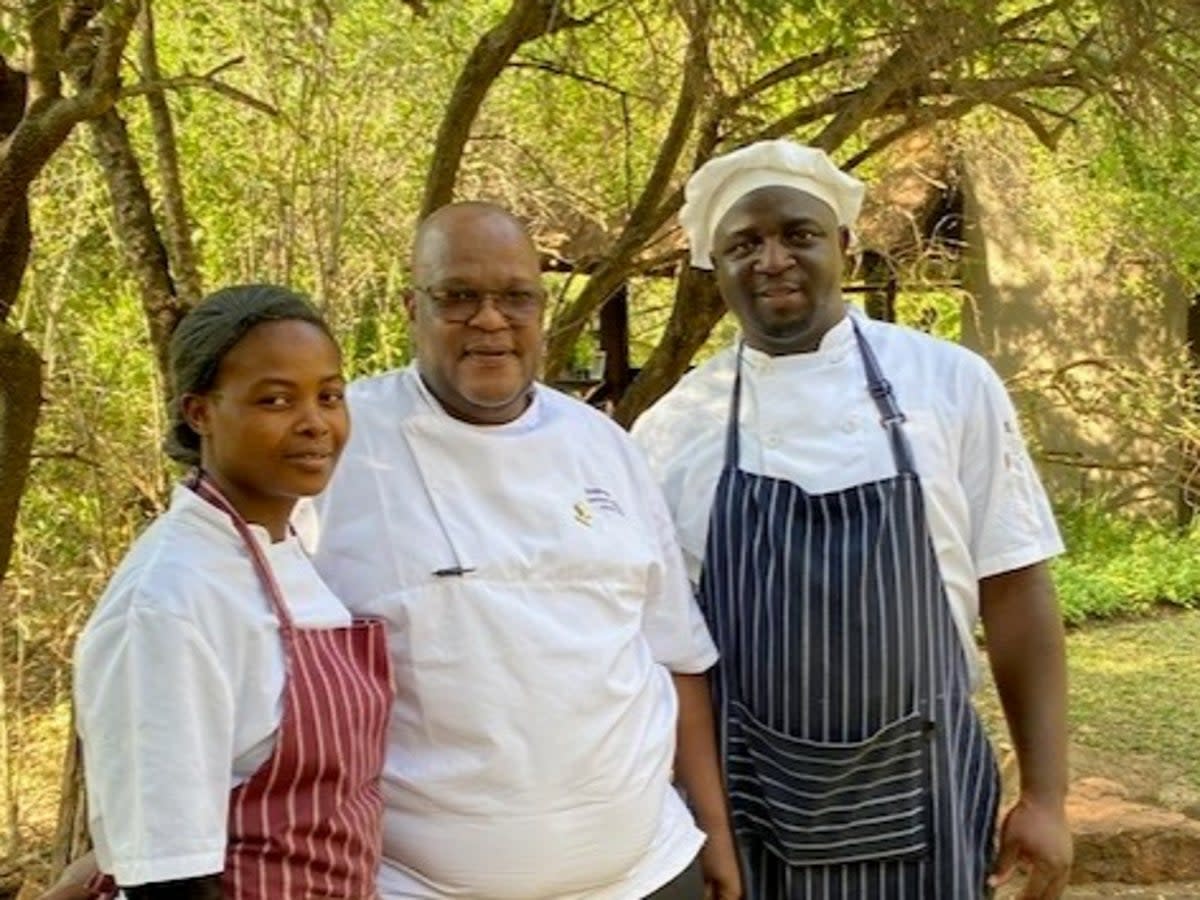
[631, 309, 1063, 687]
[75, 485, 352, 887]
[308, 366, 718, 900]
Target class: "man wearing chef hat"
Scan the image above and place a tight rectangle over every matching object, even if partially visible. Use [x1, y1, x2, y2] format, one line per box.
[632, 140, 1072, 898]
[309, 201, 742, 900]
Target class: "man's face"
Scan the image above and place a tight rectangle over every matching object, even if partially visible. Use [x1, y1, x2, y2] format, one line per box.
[406, 209, 545, 425]
[711, 185, 848, 355]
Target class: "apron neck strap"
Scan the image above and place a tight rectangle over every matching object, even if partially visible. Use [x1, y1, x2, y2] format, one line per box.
[724, 341, 746, 468]
[850, 319, 917, 476]
[187, 469, 295, 628]
[724, 319, 918, 477]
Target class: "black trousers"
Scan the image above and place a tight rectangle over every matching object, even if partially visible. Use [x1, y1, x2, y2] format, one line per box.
[643, 858, 703, 900]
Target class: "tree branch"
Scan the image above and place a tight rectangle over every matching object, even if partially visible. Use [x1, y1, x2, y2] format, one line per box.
[87, 106, 183, 384]
[722, 44, 847, 111]
[25, 0, 63, 108]
[990, 96, 1059, 149]
[78, 0, 140, 114]
[996, 0, 1076, 36]
[0, 0, 139, 216]
[121, 65, 279, 117]
[740, 90, 860, 144]
[843, 98, 976, 170]
[508, 57, 656, 101]
[542, 0, 711, 377]
[138, 0, 202, 306]
[419, 0, 612, 219]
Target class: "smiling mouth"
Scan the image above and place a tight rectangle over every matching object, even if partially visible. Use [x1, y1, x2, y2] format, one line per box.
[757, 284, 805, 299]
[463, 348, 515, 361]
[285, 451, 333, 469]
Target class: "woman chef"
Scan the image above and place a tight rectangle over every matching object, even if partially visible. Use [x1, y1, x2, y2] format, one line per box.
[65, 285, 392, 899]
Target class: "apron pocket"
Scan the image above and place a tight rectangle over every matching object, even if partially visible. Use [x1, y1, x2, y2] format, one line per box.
[726, 700, 933, 868]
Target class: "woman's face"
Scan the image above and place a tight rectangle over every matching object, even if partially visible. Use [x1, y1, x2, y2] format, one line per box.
[183, 319, 349, 529]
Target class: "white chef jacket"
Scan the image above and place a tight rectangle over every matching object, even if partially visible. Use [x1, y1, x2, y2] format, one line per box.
[308, 366, 717, 900]
[631, 308, 1063, 686]
[75, 485, 352, 887]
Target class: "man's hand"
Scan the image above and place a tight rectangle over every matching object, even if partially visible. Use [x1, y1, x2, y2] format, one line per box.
[698, 824, 742, 900]
[980, 563, 1071, 898]
[37, 850, 99, 900]
[670, 672, 743, 899]
[988, 794, 1073, 899]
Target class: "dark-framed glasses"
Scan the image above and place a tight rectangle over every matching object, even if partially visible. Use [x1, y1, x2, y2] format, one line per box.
[415, 286, 546, 324]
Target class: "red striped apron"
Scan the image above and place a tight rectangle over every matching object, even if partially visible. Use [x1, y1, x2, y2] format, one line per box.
[88, 473, 392, 898]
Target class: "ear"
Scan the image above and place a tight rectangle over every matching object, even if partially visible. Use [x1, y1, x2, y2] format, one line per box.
[838, 226, 851, 254]
[180, 393, 213, 440]
[403, 288, 417, 320]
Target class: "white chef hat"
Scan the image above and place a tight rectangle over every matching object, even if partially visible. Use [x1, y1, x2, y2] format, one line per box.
[679, 139, 866, 269]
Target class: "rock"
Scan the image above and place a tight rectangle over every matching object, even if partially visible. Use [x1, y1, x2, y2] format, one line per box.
[1068, 777, 1200, 884]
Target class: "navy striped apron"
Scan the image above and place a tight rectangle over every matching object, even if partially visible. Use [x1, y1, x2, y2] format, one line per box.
[699, 321, 1000, 899]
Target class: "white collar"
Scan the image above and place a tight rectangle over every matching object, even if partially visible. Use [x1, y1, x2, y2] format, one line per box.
[171, 482, 285, 548]
[741, 306, 858, 372]
[407, 364, 544, 433]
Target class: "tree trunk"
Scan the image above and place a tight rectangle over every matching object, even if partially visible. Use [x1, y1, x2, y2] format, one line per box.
[612, 268, 725, 428]
[542, 2, 712, 381]
[0, 326, 41, 593]
[138, 0, 202, 307]
[0, 60, 41, 595]
[0, 63, 30, 326]
[419, 0, 593, 219]
[48, 719, 88, 880]
[87, 108, 184, 384]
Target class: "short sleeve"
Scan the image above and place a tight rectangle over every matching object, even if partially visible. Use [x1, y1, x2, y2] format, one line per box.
[960, 361, 1064, 578]
[75, 604, 234, 886]
[635, 455, 720, 674]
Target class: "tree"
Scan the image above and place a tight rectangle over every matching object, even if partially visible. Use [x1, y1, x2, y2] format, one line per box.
[400, 0, 1200, 423]
[0, 1, 140, 593]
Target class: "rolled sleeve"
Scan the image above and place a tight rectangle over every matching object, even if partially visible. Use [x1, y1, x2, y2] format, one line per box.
[76, 604, 234, 886]
[961, 362, 1065, 578]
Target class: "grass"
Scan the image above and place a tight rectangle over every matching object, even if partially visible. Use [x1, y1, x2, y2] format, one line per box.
[1064, 611, 1200, 795]
[978, 609, 1200, 802]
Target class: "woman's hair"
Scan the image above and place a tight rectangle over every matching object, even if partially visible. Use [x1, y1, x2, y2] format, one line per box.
[164, 284, 335, 466]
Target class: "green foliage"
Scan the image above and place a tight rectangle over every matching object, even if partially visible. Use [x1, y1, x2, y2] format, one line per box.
[1052, 502, 1200, 625]
[892, 287, 962, 342]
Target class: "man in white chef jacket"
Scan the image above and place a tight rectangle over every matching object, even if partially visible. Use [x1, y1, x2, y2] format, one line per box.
[631, 141, 1072, 899]
[309, 202, 742, 900]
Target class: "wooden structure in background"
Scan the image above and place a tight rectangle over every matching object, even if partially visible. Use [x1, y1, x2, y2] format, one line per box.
[550, 277, 902, 410]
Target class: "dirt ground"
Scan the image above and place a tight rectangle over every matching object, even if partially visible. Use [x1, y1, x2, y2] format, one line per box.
[1062, 886, 1200, 898]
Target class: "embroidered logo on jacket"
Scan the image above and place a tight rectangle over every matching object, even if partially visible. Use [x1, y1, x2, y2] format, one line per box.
[573, 488, 625, 527]
[584, 487, 624, 516]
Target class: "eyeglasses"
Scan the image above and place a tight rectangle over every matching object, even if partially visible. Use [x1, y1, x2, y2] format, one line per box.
[415, 286, 546, 324]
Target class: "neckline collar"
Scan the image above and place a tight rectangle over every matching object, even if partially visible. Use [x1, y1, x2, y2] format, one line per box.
[174, 483, 289, 548]
[407, 365, 543, 432]
[741, 306, 858, 371]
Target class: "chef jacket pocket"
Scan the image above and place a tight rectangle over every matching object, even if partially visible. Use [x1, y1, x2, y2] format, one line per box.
[726, 700, 932, 867]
